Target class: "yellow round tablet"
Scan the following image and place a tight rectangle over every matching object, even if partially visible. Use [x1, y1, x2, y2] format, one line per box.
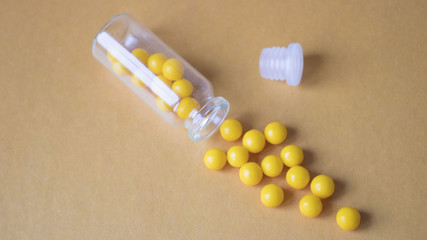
[260, 184, 284, 207]
[286, 166, 310, 189]
[239, 162, 263, 186]
[204, 148, 227, 170]
[172, 78, 193, 98]
[112, 61, 130, 76]
[147, 53, 167, 75]
[107, 51, 117, 63]
[157, 75, 173, 88]
[299, 194, 322, 217]
[131, 75, 146, 88]
[176, 97, 198, 119]
[336, 207, 361, 230]
[163, 58, 184, 80]
[156, 97, 173, 112]
[264, 122, 287, 145]
[131, 48, 149, 65]
[220, 119, 243, 142]
[280, 145, 304, 167]
[261, 155, 283, 177]
[242, 129, 266, 153]
[227, 145, 249, 167]
[310, 174, 335, 199]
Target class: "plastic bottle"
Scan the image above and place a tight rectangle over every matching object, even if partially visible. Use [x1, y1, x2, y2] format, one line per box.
[92, 13, 229, 141]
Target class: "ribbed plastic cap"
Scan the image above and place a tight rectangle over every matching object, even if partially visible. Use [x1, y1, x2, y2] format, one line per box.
[259, 43, 304, 86]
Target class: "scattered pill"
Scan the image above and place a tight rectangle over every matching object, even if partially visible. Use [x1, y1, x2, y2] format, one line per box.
[260, 184, 284, 207]
[220, 119, 243, 142]
[310, 175, 335, 199]
[156, 97, 173, 112]
[204, 148, 227, 170]
[299, 194, 322, 217]
[163, 58, 184, 80]
[286, 166, 310, 189]
[261, 155, 283, 177]
[147, 53, 167, 75]
[131, 48, 150, 65]
[176, 97, 198, 119]
[264, 122, 287, 145]
[227, 145, 249, 167]
[172, 78, 194, 98]
[239, 162, 263, 186]
[242, 129, 266, 153]
[336, 207, 361, 230]
[280, 145, 304, 167]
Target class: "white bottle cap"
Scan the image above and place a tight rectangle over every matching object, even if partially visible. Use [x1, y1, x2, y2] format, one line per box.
[259, 43, 304, 86]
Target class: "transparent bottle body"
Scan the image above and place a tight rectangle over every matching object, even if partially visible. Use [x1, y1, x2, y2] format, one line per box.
[92, 14, 229, 141]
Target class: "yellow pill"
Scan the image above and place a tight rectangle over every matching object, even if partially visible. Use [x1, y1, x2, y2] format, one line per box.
[310, 175, 335, 199]
[162, 58, 184, 80]
[286, 166, 310, 189]
[239, 162, 263, 186]
[172, 78, 193, 98]
[107, 51, 117, 63]
[176, 97, 198, 119]
[131, 75, 147, 88]
[156, 97, 173, 112]
[157, 75, 173, 88]
[242, 129, 266, 153]
[147, 53, 167, 75]
[261, 155, 283, 177]
[336, 207, 361, 230]
[227, 145, 249, 167]
[131, 48, 149, 65]
[220, 119, 243, 142]
[204, 148, 227, 170]
[299, 194, 322, 217]
[260, 184, 284, 207]
[264, 122, 287, 145]
[280, 145, 304, 167]
[112, 61, 130, 76]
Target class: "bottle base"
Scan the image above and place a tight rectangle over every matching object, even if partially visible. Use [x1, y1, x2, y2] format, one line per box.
[186, 96, 230, 142]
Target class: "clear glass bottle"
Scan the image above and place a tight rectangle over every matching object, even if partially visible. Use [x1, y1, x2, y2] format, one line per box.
[92, 13, 229, 141]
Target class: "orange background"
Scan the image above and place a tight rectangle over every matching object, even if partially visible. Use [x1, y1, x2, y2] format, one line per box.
[1, 0, 426, 239]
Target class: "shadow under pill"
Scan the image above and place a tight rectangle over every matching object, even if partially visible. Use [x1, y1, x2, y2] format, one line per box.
[284, 126, 297, 143]
[357, 210, 372, 230]
[301, 149, 315, 167]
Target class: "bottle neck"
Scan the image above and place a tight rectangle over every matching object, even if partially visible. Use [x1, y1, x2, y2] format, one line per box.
[185, 96, 230, 142]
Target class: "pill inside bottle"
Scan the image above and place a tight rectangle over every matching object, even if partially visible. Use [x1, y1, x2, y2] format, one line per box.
[92, 13, 229, 141]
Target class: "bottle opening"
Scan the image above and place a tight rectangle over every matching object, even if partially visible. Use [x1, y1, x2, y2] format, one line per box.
[186, 97, 230, 142]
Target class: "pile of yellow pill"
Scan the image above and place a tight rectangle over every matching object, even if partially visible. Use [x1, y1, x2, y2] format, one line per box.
[107, 48, 198, 119]
[105, 38, 362, 231]
[202, 119, 361, 230]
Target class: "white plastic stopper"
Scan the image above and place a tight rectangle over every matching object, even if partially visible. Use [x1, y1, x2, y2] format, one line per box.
[259, 43, 304, 86]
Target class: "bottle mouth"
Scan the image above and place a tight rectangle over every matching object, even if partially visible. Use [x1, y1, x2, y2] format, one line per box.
[186, 96, 230, 142]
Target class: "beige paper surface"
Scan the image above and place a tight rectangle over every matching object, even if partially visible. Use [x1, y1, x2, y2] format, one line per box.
[1, 0, 426, 239]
